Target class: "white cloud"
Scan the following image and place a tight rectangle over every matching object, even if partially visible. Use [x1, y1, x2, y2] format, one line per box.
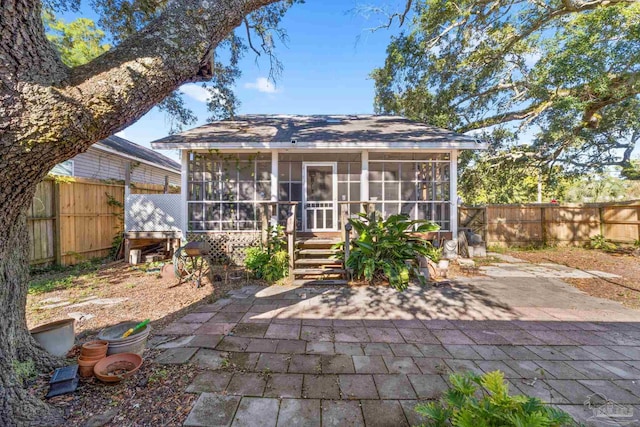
[115, 130, 127, 138]
[179, 84, 211, 103]
[244, 77, 279, 94]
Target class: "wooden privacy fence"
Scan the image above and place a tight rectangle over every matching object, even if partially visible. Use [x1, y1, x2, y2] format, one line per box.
[28, 177, 176, 267]
[459, 201, 640, 247]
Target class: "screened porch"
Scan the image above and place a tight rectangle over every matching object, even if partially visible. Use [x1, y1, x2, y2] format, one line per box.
[185, 150, 457, 237]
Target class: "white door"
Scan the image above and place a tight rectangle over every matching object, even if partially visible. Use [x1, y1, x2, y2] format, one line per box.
[303, 162, 337, 231]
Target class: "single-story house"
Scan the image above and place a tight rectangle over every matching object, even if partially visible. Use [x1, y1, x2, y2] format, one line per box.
[141, 115, 486, 282]
[51, 135, 180, 186]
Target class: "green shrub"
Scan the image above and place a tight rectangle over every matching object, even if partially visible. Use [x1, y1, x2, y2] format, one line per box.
[344, 212, 439, 291]
[244, 225, 289, 282]
[587, 234, 617, 252]
[416, 371, 574, 427]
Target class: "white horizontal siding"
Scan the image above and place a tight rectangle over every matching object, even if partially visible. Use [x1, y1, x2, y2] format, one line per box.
[72, 147, 180, 186]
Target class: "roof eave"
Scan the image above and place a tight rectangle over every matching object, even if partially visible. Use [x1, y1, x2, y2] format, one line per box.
[93, 143, 180, 174]
[150, 141, 487, 151]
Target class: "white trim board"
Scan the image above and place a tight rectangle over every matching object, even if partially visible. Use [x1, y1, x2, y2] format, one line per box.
[153, 141, 487, 151]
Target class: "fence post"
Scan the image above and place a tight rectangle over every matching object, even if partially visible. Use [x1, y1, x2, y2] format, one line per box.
[482, 206, 488, 246]
[541, 206, 547, 246]
[53, 180, 62, 265]
[599, 205, 605, 238]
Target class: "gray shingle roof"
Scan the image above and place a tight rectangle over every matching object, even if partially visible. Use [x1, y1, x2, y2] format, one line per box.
[150, 115, 479, 147]
[97, 135, 180, 171]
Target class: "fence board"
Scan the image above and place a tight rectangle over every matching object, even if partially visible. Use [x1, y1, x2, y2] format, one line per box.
[28, 177, 171, 266]
[460, 201, 640, 247]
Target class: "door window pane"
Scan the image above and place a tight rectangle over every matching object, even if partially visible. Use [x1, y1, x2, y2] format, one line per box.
[306, 165, 333, 201]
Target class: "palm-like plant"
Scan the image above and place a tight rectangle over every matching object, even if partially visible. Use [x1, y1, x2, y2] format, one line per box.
[344, 212, 440, 291]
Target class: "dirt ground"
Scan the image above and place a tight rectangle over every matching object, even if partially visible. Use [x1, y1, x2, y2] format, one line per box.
[505, 247, 640, 309]
[27, 261, 255, 337]
[27, 260, 257, 426]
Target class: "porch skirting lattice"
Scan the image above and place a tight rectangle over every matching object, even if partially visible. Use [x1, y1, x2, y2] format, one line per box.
[186, 231, 261, 266]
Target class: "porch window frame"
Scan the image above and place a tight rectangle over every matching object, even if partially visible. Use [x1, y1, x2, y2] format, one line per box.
[186, 151, 271, 232]
[368, 154, 452, 231]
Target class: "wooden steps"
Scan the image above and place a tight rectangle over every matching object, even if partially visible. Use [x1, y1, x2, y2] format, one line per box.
[292, 237, 347, 285]
[293, 268, 346, 275]
[297, 248, 340, 256]
[293, 279, 348, 286]
[295, 258, 342, 266]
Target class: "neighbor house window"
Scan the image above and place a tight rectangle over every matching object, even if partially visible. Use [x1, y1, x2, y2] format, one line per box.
[369, 153, 451, 230]
[187, 152, 271, 231]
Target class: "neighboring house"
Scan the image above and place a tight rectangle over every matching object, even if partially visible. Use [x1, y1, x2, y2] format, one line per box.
[144, 115, 486, 263]
[51, 135, 180, 186]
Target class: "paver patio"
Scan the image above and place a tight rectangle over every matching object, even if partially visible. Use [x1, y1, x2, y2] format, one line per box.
[154, 257, 640, 426]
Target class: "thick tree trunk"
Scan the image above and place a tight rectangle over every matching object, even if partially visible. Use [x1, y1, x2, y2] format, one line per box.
[0, 210, 64, 426]
[1, 0, 282, 423]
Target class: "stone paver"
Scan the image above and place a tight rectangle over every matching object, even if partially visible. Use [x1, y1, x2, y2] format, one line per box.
[276, 399, 320, 427]
[353, 356, 388, 374]
[321, 400, 364, 427]
[184, 394, 240, 427]
[321, 355, 355, 374]
[187, 371, 233, 393]
[155, 347, 197, 364]
[226, 373, 266, 396]
[303, 374, 340, 399]
[264, 374, 303, 398]
[407, 374, 449, 399]
[231, 397, 278, 427]
[255, 353, 290, 373]
[361, 400, 409, 427]
[373, 374, 417, 399]
[338, 375, 379, 399]
[170, 258, 640, 426]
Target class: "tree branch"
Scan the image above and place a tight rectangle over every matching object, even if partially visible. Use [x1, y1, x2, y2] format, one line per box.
[6, 0, 281, 164]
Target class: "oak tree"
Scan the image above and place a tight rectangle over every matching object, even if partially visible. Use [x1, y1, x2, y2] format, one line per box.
[373, 0, 640, 200]
[0, 0, 296, 424]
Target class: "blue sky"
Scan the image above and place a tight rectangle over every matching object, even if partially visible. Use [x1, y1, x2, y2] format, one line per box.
[62, 1, 408, 161]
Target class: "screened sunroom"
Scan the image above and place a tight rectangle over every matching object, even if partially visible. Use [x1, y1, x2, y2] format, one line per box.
[147, 115, 485, 261]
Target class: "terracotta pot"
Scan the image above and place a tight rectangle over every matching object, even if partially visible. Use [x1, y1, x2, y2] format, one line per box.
[93, 353, 143, 383]
[81, 340, 108, 358]
[78, 354, 105, 363]
[77, 356, 101, 378]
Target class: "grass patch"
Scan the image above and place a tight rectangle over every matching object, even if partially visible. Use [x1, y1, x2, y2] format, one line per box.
[486, 244, 507, 254]
[13, 359, 37, 385]
[28, 258, 105, 295]
[28, 275, 76, 295]
[473, 256, 502, 266]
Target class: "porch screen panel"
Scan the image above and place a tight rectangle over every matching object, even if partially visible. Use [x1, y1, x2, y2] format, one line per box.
[369, 153, 451, 231]
[188, 152, 270, 231]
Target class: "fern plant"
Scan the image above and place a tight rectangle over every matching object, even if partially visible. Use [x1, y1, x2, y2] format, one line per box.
[344, 212, 439, 291]
[416, 371, 574, 427]
[244, 225, 288, 282]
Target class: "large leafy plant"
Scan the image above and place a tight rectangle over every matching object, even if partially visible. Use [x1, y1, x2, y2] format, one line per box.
[244, 225, 289, 282]
[416, 371, 574, 427]
[345, 212, 439, 291]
